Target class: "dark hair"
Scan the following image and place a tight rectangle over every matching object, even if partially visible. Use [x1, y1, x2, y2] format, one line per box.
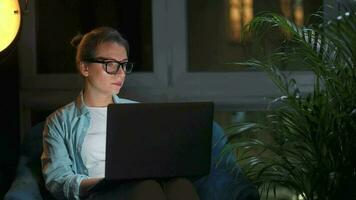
[71, 27, 129, 70]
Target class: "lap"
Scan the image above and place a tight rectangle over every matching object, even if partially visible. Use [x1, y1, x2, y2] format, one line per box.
[85, 178, 199, 200]
[85, 180, 163, 200]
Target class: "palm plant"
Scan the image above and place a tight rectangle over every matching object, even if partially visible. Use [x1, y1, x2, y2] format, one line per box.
[222, 3, 356, 200]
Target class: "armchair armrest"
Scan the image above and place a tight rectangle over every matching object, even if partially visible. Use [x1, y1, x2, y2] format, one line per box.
[194, 122, 259, 200]
[4, 156, 43, 200]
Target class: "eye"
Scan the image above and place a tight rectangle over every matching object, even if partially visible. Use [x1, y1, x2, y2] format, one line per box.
[121, 62, 128, 68]
[106, 61, 118, 68]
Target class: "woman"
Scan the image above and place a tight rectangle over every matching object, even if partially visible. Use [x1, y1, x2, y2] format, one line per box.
[41, 27, 199, 200]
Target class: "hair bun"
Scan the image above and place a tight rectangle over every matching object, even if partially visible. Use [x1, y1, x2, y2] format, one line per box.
[70, 33, 83, 48]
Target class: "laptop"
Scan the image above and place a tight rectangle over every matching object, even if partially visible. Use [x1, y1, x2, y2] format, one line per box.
[88, 102, 214, 192]
[106, 101, 214, 179]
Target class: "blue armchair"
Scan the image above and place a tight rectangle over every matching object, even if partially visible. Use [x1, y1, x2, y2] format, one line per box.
[4, 121, 258, 200]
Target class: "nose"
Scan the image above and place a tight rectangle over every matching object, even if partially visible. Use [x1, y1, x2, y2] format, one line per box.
[115, 67, 125, 77]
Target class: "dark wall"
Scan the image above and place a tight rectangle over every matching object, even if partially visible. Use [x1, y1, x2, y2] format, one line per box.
[0, 47, 20, 198]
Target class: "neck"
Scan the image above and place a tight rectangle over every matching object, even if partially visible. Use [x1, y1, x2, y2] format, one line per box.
[83, 88, 113, 107]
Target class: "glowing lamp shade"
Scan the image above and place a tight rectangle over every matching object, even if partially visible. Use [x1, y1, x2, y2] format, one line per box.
[0, 0, 21, 52]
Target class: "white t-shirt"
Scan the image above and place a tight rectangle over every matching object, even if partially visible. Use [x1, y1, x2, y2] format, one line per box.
[81, 106, 107, 178]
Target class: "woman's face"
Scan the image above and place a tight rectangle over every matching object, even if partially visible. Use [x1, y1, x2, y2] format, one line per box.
[80, 41, 127, 96]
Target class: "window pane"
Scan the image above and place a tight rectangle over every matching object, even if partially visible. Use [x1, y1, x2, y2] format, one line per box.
[36, 0, 152, 74]
[187, 0, 323, 72]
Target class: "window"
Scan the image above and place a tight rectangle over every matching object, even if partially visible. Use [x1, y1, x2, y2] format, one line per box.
[187, 0, 323, 72]
[36, 0, 153, 73]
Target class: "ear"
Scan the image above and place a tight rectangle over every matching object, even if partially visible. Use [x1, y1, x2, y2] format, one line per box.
[79, 62, 89, 77]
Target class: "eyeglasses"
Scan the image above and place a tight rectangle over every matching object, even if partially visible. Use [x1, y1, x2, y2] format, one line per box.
[86, 58, 134, 74]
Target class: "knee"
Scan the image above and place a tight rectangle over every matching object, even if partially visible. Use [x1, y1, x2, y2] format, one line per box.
[129, 180, 166, 200]
[137, 179, 161, 188]
[166, 178, 199, 200]
[167, 178, 194, 189]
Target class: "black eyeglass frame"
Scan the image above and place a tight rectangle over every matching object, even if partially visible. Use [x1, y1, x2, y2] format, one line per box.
[85, 59, 134, 74]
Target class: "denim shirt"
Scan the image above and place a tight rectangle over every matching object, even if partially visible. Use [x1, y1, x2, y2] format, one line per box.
[41, 92, 136, 200]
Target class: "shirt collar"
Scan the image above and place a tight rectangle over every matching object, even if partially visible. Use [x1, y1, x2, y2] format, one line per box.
[74, 91, 120, 117]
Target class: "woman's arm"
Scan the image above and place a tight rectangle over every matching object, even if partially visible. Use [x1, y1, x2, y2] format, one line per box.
[41, 116, 89, 200]
[79, 177, 103, 197]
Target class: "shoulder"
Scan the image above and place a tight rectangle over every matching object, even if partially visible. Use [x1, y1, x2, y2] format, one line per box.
[48, 101, 76, 120]
[45, 101, 77, 132]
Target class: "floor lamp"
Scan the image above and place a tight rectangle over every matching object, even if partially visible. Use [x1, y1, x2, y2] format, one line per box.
[0, 0, 21, 60]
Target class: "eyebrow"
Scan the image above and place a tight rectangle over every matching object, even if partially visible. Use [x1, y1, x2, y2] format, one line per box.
[95, 56, 128, 62]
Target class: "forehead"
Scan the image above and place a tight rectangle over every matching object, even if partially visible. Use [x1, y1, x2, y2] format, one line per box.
[95, 41, 128, 60]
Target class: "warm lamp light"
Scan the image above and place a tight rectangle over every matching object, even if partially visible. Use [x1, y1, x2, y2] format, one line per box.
[229, 0, 254, 42]
[0, 0, 21, 52]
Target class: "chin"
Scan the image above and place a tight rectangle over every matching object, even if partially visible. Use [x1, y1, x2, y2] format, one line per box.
[112, 89, 121, 95]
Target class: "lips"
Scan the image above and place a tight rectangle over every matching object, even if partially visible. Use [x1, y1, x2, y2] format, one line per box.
[112, 82, 122, 87]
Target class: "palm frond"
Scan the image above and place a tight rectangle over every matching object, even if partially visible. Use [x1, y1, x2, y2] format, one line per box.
[223, 4, 356, 200]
